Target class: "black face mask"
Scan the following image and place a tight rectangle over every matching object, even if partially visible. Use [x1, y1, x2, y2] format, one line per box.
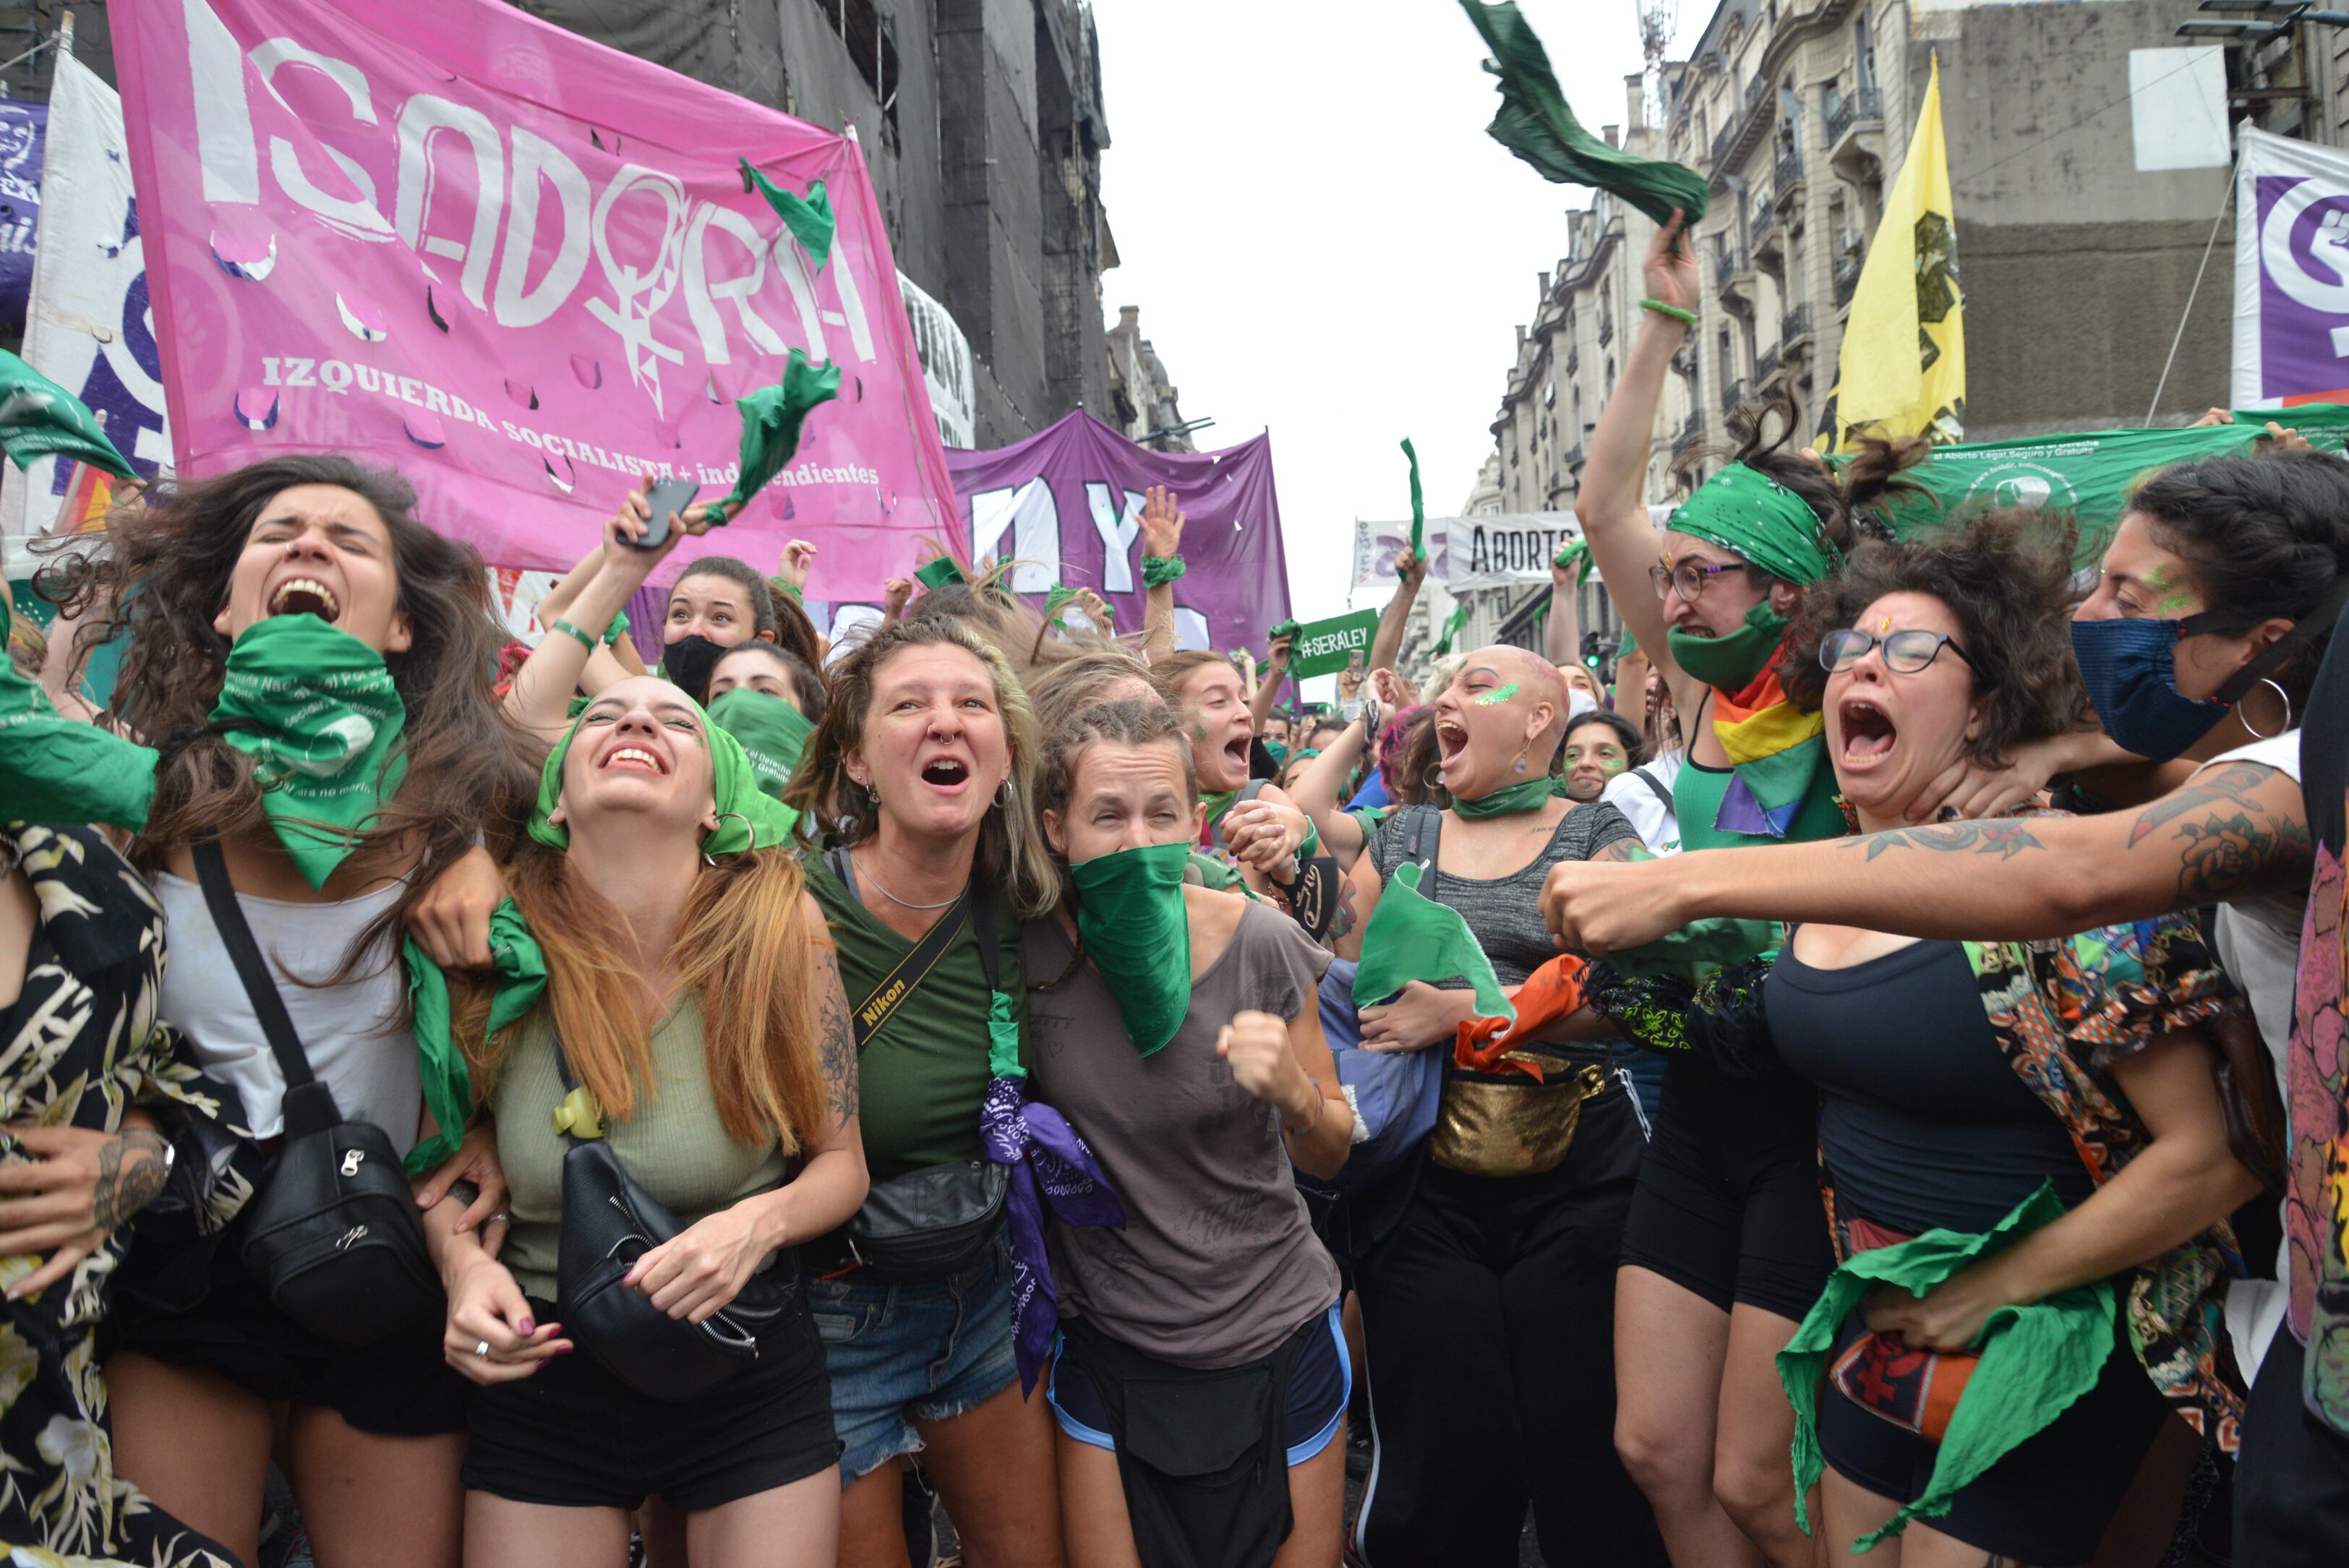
[660, 633, 729, 705]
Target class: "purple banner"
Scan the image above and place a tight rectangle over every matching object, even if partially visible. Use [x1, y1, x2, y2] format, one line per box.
[2234, 128, 2349, 407]
[0, 100, 43, 331]
[944, 410, 1293, 654]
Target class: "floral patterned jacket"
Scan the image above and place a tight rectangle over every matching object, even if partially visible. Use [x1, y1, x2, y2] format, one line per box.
[1593, 912, 2249, 1451]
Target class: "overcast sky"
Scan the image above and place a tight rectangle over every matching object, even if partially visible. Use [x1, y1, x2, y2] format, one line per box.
[1092, 0, 1695, 650]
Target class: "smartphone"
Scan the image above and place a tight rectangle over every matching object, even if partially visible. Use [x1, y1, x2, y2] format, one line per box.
[630, 478, 702, 550]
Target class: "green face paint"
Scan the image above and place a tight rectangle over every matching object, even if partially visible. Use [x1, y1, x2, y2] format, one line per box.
[1473, 682, 1520, 707]
[2142, 565, 2198, 615]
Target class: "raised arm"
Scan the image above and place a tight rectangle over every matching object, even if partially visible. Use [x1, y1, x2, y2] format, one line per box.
[1575, 211, 1694, 683]
[1290, 713, 1373, 869]
[1542, 541, 1586, 669]
[1249, 635, 1292, 736]
[1139, 484, 1184, 665]
[1366, 546, 1428, 679]
[1543, 760, 2311, 952]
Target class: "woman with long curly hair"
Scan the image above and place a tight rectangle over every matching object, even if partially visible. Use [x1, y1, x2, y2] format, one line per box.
[52, 454, 536, 1568]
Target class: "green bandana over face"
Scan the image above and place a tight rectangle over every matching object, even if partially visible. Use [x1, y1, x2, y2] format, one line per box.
[1069, 840, 1194, 1055]
[211, 614, 407, 890]
[740, 159, 835, 267]
[705, 686, 812, 802]
[722, 349, 842, 513]
[1460, 1, 1708, 229]
[1451, 777, 1552, 818]
[1666, 462, 1836, 586]
[1352, 860, 1515, 1024]
[0, 599, 159, 831]
[1666, 602, 1792, 692]
[529, 695, 797, 856]
[0, 349, 135, 476]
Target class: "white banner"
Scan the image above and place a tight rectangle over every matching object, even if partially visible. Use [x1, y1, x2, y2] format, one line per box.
[1351, 513, 1578, 595]
[899, 271, 976, 450]
[1, 53, 171, 576]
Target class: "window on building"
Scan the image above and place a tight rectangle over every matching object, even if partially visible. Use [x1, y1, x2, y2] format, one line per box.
[810, 0, 901, 148]
[1854, 10, 1877, 94]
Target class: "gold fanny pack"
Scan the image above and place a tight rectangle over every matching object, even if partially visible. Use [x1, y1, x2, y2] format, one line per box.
[1429, 1060, 1610, 1178]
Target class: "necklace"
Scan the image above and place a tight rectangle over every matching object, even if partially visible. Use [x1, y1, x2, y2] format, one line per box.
[850, 848, 962, 910]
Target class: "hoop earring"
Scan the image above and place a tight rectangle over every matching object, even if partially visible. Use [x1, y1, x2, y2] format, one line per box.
[998, 776, 1015, 808]
[864, 781, 880, 807]
[2238, 677, 2295, 740]
[695, 807, 751, 868]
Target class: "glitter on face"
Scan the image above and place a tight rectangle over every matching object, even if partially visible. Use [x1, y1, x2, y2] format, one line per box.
[1473, 682, 1520, 707]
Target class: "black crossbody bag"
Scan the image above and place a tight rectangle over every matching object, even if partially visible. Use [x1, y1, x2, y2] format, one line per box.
[547, 1033, 795, 1400]
[192, 839, 439, 1348]
[824, 850, 1008, 1277]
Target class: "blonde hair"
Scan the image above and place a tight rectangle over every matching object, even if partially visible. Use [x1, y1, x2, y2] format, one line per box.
[464, 846, 829, 1153]
[783, 615, 1059, 915]
[1029, 645, 1159, 738]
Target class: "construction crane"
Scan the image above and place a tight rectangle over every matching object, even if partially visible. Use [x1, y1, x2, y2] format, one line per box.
[1638, 0, 1680, 132]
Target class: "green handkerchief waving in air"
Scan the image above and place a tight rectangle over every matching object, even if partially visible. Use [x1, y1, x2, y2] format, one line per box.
[0, 597, 158, 831]
[721, 349, 843, 513]
[1460, 1, 1708, 229]
[1353, 862, 1517, 1026]
[0, 350, 135, 476]
[740, 158, 836, 267]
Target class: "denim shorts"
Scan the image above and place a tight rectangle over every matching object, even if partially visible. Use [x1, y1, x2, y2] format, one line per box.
[803, 1235, 1022, 1483]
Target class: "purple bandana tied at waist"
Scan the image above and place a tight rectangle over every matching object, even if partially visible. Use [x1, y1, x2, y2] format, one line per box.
[980, 1074, 1125, 1394]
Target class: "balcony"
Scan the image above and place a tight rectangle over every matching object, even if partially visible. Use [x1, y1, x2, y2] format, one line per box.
[1781, 303, 1814, 357]
[1562, 444, 1586, 471]
[1719, 375, 1750, 416]
[1673, 409, 1703, 456]
[1598, 314, 1614, 347]
[1755, 345, 1782, 387]
[1565, 345, 1579, 377]
[1715, 248, 1757, 314]
[1826, 84, 1885, 181]
[1772, 148, 1805, 213]
[1749, 205, 1780, 267]
[1834, 253, 1862, 308]
[1709, 73, 1778, 192]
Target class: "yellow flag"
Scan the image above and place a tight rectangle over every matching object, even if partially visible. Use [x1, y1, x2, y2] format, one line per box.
[1820, 54, 1964, 453]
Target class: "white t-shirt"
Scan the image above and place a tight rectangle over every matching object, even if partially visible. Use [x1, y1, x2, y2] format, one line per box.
[1601, 751, 1684, 856]
[2189, 731, 2303, 1379]
[155, 871, 423, 1156]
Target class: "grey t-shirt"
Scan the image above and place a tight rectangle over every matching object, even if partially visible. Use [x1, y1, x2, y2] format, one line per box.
[1024, 900, 1340, 1369]
[1368, 801, 1638, 985]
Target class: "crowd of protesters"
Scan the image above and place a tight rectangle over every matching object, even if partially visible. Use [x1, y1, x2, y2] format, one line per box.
[0, 210, 2345, 1568]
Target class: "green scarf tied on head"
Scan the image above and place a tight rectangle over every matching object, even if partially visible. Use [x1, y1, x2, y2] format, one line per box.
[1780, 1184, 2116, 1550]
[1666, 601, 1792, 693]
[529, 694, 798, 856]
[212, 614, 408, 889]
[0, 597, 158, 831]
[1352, 860, 1515, 1024]
[706, 686, 813, 802]
[1665, 461, 1838, 586]
[1451, 778, 1552, 818]
[721, 349, 842, 514]
[1069, 839, 1194, 1055]
[401, 898, 547, 1175]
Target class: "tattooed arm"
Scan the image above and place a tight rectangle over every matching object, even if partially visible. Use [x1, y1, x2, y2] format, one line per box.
[1544, 761, 2311, 953]
[0, 1113, 174, 1298]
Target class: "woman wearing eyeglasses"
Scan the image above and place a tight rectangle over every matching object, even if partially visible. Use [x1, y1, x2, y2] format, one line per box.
[1614, 514, 2258, 1564]
[1570, 211, 1932, 1567]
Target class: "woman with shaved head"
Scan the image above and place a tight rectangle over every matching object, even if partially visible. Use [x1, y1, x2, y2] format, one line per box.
[1334, 645, 1664, 1566]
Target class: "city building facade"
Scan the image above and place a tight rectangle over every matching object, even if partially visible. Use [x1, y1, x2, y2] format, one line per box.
[1105, 304, 1196, 452]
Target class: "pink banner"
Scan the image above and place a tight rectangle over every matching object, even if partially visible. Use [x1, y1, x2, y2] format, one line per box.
[113, 0, 957, 598]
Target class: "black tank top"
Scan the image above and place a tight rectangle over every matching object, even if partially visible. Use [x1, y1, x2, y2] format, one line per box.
[1768, 938, 2094, 1235]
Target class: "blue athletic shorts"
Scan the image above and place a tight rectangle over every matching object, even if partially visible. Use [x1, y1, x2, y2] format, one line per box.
[1048, 1302, 1351, 1467]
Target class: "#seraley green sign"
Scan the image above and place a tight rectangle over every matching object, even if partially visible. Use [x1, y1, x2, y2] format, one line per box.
[1284, 609, 1379, 680]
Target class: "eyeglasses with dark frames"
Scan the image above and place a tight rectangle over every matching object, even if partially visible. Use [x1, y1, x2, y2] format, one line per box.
[1648, 560, 1745, 604]
[1818, 626, 1982, 678]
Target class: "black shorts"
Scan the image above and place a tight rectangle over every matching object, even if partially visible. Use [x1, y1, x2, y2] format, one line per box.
[1819, 1307, 2170, 1566]
[1617, 1055, 1834, 1320]
[463, 1297, 839, 1512]
[2236, 1329, 2349, 1567]
[106, 1230, 471, 1436]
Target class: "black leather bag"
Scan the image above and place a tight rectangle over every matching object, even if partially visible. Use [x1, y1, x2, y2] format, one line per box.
[192, 840, 439, 1349]
[548, 1034, 795, 1401]
[825, 853, 1009, 1278]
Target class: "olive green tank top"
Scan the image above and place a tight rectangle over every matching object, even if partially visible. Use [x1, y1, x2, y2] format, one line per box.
[491, 1001, 787, 1301]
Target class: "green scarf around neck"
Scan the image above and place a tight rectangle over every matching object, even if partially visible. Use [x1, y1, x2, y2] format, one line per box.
[530, 693, 797, 855]
[706, 687, 813, 802]
[1069, 839, 1194, 1055]
[211, 614, 407, 889]
[1199, 789, 1238, 830]
[1666, 602, 1791, 693]
[1451, 777, 1553, 818]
